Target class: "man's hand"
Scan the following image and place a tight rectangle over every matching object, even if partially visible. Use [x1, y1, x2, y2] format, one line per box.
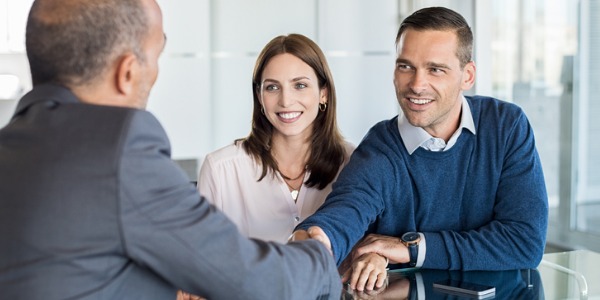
[176, 290, 204, 300]
[341, 252, 388, 291]
[288, 229, 310, 242]
[288, 226, 332, 255]
[353, 234, 409, 264]
[344, 276, 410, 300]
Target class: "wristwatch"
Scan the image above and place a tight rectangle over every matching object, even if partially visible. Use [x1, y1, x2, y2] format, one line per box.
[401, 232, 421, 267]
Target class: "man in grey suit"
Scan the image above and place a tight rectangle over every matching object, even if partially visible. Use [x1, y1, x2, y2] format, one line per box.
[0, 0, 342, 299]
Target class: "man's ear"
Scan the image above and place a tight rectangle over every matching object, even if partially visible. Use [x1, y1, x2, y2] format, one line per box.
[461, 61, 476, 90]
[115, 53, 138, 96]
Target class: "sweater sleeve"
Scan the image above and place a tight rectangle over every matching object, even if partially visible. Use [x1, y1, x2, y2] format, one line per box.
[423, 107, 549, 270]
[297, 122, 392, 265]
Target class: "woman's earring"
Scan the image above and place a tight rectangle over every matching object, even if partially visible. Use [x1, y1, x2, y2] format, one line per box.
[261, 106, 265, 115]
[319, 102, 327, 112]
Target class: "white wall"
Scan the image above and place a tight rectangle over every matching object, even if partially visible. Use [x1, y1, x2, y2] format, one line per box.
[151, 0, 400, 165]
[0, 0, 33, 127]
[147, 0, 212, 160]
[0, 54, 29, 127]
[2, 0, 401, 165]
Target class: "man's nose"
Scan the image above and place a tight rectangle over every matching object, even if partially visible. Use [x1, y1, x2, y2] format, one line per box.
[408, 70, 428, 94]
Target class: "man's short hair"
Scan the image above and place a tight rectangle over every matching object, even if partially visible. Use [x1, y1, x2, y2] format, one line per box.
[396, 6, 473, 68]
[26, 0, 149, 86]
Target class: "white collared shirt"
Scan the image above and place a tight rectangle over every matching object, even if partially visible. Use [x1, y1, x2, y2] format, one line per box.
[397, 96, 477, 154]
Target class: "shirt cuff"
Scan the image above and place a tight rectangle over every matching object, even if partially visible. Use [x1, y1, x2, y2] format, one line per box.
[415, 272, 426, 300]
[416, 232, 426, 268]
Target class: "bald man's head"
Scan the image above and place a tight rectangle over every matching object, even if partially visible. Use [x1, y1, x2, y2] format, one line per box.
[26, 0, 148, 87]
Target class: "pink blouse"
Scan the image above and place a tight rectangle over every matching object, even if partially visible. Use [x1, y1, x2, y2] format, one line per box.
[198, 142, 354, 243]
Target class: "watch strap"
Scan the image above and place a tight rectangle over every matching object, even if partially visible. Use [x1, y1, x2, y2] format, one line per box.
[407, 242, 418, 267]
[401, 232, 420, 267]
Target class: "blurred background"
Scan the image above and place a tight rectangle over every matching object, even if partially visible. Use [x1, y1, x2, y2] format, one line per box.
[1, 0, 598, 254]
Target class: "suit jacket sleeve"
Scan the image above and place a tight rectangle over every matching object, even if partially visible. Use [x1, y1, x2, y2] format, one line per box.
[117, 111, 342, 299]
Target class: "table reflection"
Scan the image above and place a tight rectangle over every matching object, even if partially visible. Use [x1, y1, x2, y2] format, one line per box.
[342, 268, 543, 300]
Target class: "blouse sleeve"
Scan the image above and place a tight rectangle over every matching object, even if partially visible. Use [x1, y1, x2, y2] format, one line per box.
[197, 155, 221, 209]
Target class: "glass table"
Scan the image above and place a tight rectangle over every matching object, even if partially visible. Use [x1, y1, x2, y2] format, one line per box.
[341, 250, 600, 299]
[538, 249, 600, 299]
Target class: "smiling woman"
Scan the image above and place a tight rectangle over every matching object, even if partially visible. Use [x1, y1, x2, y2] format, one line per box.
[259, 53, 326, 142]
[196, 33, 354, 244]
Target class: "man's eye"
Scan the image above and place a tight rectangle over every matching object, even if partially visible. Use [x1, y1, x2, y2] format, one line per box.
[397, 64, 412, 70]
[430, 67, 446, 75]
[296, 83, 307, 89]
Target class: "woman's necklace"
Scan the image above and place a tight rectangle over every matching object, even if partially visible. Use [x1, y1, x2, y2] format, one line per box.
[280, 168, 306, 202]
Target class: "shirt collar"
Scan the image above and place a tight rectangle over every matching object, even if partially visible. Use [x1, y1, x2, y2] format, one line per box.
[397, 96, 476, 155]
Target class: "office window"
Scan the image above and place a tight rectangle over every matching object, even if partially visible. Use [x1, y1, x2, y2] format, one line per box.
[574, 0, 600, 236]
[406, 0, 600, 250]
[490, 0, 574, 213]
[489, 0, 600, 250]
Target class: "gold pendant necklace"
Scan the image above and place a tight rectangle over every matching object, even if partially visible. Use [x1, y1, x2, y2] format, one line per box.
[290, 188, 300, 201]
[280, 168, 306, 202]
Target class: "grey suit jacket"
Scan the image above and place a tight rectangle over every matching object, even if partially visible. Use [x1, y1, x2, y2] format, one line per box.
[0, 84, 341, 299]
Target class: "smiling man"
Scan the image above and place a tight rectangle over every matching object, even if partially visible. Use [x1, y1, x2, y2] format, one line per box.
[294, 6, 548, 291]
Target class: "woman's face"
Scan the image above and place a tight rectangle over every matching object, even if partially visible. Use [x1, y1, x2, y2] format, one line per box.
[259, 53, 327, 141]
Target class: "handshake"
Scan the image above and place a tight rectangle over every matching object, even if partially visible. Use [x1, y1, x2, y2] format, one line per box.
[288, 226, 333, 254]
[289, 227, 404, 292]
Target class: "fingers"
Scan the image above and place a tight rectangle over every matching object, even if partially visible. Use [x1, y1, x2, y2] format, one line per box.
[177, 291, 203, 300]
[289, 227, 333, 256]
[347, 253, 388, 292]
[350, 262, 376, 291]
[341, 266, 351, 283]
[287, 230, 309, 242]
[354, 236, 386, 257]
[353, 235, 405, 264]
[307, 226, 332, 254]
[375, 271, 388, 289]
[176, 290, 185, 300]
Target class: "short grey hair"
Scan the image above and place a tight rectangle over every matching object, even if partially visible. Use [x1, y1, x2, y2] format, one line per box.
[26, 0, 149, 86]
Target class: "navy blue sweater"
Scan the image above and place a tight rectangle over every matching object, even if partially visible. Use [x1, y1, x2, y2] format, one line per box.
[297, 96, 548, 270]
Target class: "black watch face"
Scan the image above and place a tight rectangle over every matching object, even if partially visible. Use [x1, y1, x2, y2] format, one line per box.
[403, 232, 419, 242]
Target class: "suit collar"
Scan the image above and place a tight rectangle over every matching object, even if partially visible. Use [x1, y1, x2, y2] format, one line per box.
[14, 84, 80, 117]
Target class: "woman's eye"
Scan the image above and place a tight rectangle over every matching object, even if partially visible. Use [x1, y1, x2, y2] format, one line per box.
[295, 83, 307, 89]
[265, 84, 279, 91]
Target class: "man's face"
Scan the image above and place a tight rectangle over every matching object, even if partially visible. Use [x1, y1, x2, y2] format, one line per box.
[133, 0, 165, 109]
[393, 28, 475, 139]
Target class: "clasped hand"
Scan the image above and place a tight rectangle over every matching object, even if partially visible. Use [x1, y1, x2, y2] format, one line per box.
[290, 229, 410, 292]
[352, 233, 410, 265]
[341, 233, 413, 292]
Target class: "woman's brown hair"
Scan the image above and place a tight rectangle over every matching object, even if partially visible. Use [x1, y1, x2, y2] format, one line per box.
[238, 33, 346, 189]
